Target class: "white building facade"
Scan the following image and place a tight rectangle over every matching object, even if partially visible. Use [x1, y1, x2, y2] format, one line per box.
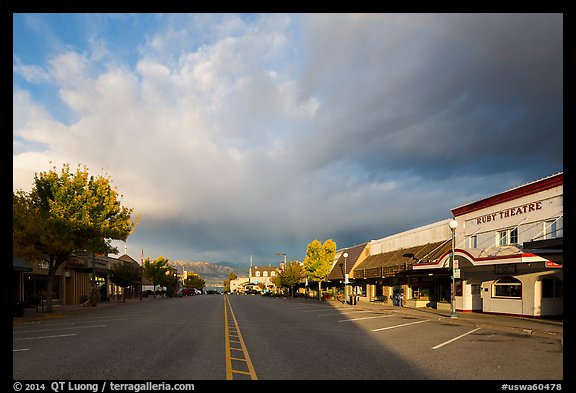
[414, 173, 563, 317]
[249, 265, 280, 292]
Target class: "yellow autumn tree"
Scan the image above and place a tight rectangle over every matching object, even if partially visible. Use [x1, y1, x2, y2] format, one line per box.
[303, 239, 337, 300]
[13, 163, 138, 312]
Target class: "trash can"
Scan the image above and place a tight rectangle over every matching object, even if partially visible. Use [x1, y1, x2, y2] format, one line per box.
[349, 295, 357, 305]
[13, 302, 24, 317]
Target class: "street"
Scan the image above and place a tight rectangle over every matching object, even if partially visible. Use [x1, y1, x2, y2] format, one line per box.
[13, 294, 563, 380]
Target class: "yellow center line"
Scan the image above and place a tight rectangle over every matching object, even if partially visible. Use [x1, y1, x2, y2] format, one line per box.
[224, 295, 258, 380]
[224, 295, 232, 380]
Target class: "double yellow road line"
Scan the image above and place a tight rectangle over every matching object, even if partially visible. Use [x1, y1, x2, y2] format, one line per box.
[224, 295, 258, 380]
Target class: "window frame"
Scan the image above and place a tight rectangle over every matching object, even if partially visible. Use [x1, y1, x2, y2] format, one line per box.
[498, 230, 508, 245]
[497, 227, 519, 246]
[492, 276, 522, 299]
[544, 220, 558, 239]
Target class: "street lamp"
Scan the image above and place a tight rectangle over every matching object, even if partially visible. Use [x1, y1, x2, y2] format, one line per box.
[276, 253, 287, 296]
[343, 252, 349, 304]
[449, 219, 458, 318]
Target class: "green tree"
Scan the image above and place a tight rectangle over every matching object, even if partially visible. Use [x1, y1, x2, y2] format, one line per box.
[13, 163, 137, 312]
[109, 262, 141, 302]
[162, 267, 180, 297]
[184, 272, 206, 291]
[278, 260, 306, 297]
[143, 256, 171, 298]
[303, 239, 337, 300]
[223, 272, 237, 292]
[270, 272, 283, 294]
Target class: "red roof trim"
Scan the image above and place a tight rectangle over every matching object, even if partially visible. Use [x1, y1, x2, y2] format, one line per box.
[451, 173, 562, 217]
[415, 248, 544, 266]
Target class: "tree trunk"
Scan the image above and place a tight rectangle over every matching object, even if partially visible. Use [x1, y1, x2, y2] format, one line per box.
[46, 264, 55, 313]
[45, 254, 63, 313]
[318, 281, 322, 301]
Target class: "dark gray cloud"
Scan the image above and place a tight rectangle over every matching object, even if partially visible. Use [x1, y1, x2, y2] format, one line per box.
[296, 14, 562, 178]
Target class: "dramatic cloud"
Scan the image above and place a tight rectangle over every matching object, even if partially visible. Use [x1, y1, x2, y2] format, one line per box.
[13, 13, 563, 266]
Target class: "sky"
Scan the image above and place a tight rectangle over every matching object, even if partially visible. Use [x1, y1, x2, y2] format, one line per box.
[12, 13, 563, 268]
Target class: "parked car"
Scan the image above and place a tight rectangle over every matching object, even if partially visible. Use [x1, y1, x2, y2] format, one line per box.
[245, 289, 261, 295]
[181, 288, 195, 296]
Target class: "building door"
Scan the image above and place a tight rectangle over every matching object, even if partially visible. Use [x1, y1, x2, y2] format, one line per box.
[471, 284, 482, 311]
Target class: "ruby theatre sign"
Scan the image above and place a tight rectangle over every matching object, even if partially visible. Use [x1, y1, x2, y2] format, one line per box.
[474, 201, 543, 225]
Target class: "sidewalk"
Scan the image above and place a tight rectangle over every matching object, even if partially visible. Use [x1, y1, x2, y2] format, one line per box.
[13, 296, 163, 324]
[329, 298, 563, 341]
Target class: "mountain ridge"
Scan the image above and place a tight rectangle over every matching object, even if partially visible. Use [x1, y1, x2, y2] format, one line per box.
[170, 260, 248, 284]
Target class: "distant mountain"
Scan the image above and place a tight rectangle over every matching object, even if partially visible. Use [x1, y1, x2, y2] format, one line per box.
[217, 261, 249, 270]
[170, 260, 248, 285]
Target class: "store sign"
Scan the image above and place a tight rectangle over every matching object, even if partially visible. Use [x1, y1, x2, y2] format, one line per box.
[545, 261, 562, 268]
[474, 201, 542, 225]
[494, 264, 516, 274]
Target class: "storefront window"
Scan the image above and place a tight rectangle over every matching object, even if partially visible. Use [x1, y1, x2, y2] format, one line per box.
[409, 277, 437, 300]
[23, 274, 61, 305]
[493, 276, 522, 298]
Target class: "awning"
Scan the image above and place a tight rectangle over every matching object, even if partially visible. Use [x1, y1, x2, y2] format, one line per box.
[355, 240, 452, 278]
[327, 243, 369, 281]
[523, 237, 563, 258]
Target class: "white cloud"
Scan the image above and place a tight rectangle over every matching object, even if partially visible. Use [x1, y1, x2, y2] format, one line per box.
[13, 60, 50, 84]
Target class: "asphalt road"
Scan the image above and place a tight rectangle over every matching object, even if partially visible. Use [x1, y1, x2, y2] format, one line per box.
[13, 294, 563, 381]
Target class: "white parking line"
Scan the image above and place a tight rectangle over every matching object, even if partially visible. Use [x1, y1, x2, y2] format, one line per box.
[338, 314, 393, 322]
[14, 324, 107, 334]
[301, 306, 346, 312]
[67, 317, 130, 323]
[372, 319, 429, 331]
[432, 327, 482, 350]
[14, 334, 77, 341]
[318, 310, 373, 317]
[13, 348, 30, 352]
